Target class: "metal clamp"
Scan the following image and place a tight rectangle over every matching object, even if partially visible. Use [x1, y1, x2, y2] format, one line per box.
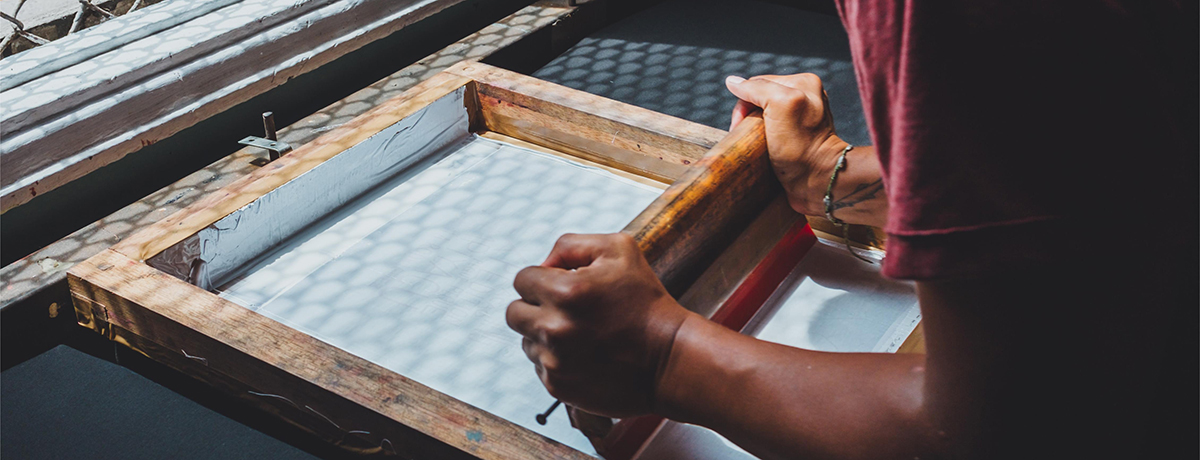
[239, 112, 292, 162]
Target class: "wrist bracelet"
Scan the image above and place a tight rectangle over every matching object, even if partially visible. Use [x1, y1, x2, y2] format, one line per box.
[823, 144, 853, 225]
[822, 144, 874, 263]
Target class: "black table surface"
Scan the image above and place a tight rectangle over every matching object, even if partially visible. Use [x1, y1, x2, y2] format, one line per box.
[2, 345, 322, 460]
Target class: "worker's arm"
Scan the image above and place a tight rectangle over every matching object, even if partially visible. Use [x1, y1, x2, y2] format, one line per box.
[725, 74, 887, 228]
[507, 235, 1166, 459]
[655, 308, 934, 459]
[658, 273, 1084, 460]
[508, 233, 936, 459]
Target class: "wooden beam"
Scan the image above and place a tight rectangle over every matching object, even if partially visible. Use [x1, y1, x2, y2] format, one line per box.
[447, 62, 727, 184]
[2, 0, 470, 212]
[69, 249, 590, 460]
[476, 131, 670, 190]
[109, 72, 473, 263]
[624, 113, 780, 296]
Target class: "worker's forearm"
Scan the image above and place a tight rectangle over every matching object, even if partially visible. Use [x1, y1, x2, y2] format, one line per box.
[804, 139, 888, 229]
[655, 313, 936, 460]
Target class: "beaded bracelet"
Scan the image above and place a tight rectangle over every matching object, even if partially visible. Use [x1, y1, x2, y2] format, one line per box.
[822, 144, 874, 263]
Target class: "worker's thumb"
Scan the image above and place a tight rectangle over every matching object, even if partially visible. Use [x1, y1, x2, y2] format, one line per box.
[725, 75, 793, 111]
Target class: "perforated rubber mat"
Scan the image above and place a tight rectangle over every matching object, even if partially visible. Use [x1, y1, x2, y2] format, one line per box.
[532, 0, 871, 146]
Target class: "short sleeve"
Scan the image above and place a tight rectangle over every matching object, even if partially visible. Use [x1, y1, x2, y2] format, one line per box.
[837, 0, 1194, 280]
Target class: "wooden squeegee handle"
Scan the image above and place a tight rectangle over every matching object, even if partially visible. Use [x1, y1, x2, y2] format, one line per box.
[585, 112, 795, 460]
[622, 112, 778, 296]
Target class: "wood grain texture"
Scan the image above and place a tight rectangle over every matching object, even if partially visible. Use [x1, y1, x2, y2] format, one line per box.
[477, 131, 669, 190]
[623, 113, 780, 297]
[68, 249, 591, 460]
[110, 72, 472, 263]
[447, 62, 726, 183]
[67, 293, 466, 458]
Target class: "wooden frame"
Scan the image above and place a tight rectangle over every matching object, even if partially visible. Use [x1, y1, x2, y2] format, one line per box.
[67, 61, 808, 459]
[2, 1, 582, 372]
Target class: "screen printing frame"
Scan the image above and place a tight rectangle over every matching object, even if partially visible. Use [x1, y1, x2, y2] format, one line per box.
[65, 61, 810, 459]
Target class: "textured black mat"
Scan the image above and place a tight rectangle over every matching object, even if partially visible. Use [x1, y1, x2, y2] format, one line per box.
[1, 345, 319, 460]
[533, 0, 870, 146]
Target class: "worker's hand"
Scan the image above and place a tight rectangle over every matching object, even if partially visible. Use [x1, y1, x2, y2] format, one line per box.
[726, 73, 850, 215]
[507, 233, 693, 418]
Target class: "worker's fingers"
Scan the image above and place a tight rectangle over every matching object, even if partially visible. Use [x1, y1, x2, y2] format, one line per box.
[523, 337, 566, 380]
[730, 98, 756, 130]
[521, 336, 541, 363]
[506, 299, 542, 337]
[513, 265, 573, 305]
[754, 73, 824, 93]
[725, 75, 809, 114]
[508, 298, 578, 344]
[521, 338, 552, 398]
[536, 358, 574, 400]
[541, 233, 620, 270]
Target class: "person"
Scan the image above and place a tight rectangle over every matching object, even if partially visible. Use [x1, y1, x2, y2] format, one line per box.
[506, 2, 1196, 458]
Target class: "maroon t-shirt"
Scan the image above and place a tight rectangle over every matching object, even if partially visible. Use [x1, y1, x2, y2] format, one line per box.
[834, 1, 1195, 280]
